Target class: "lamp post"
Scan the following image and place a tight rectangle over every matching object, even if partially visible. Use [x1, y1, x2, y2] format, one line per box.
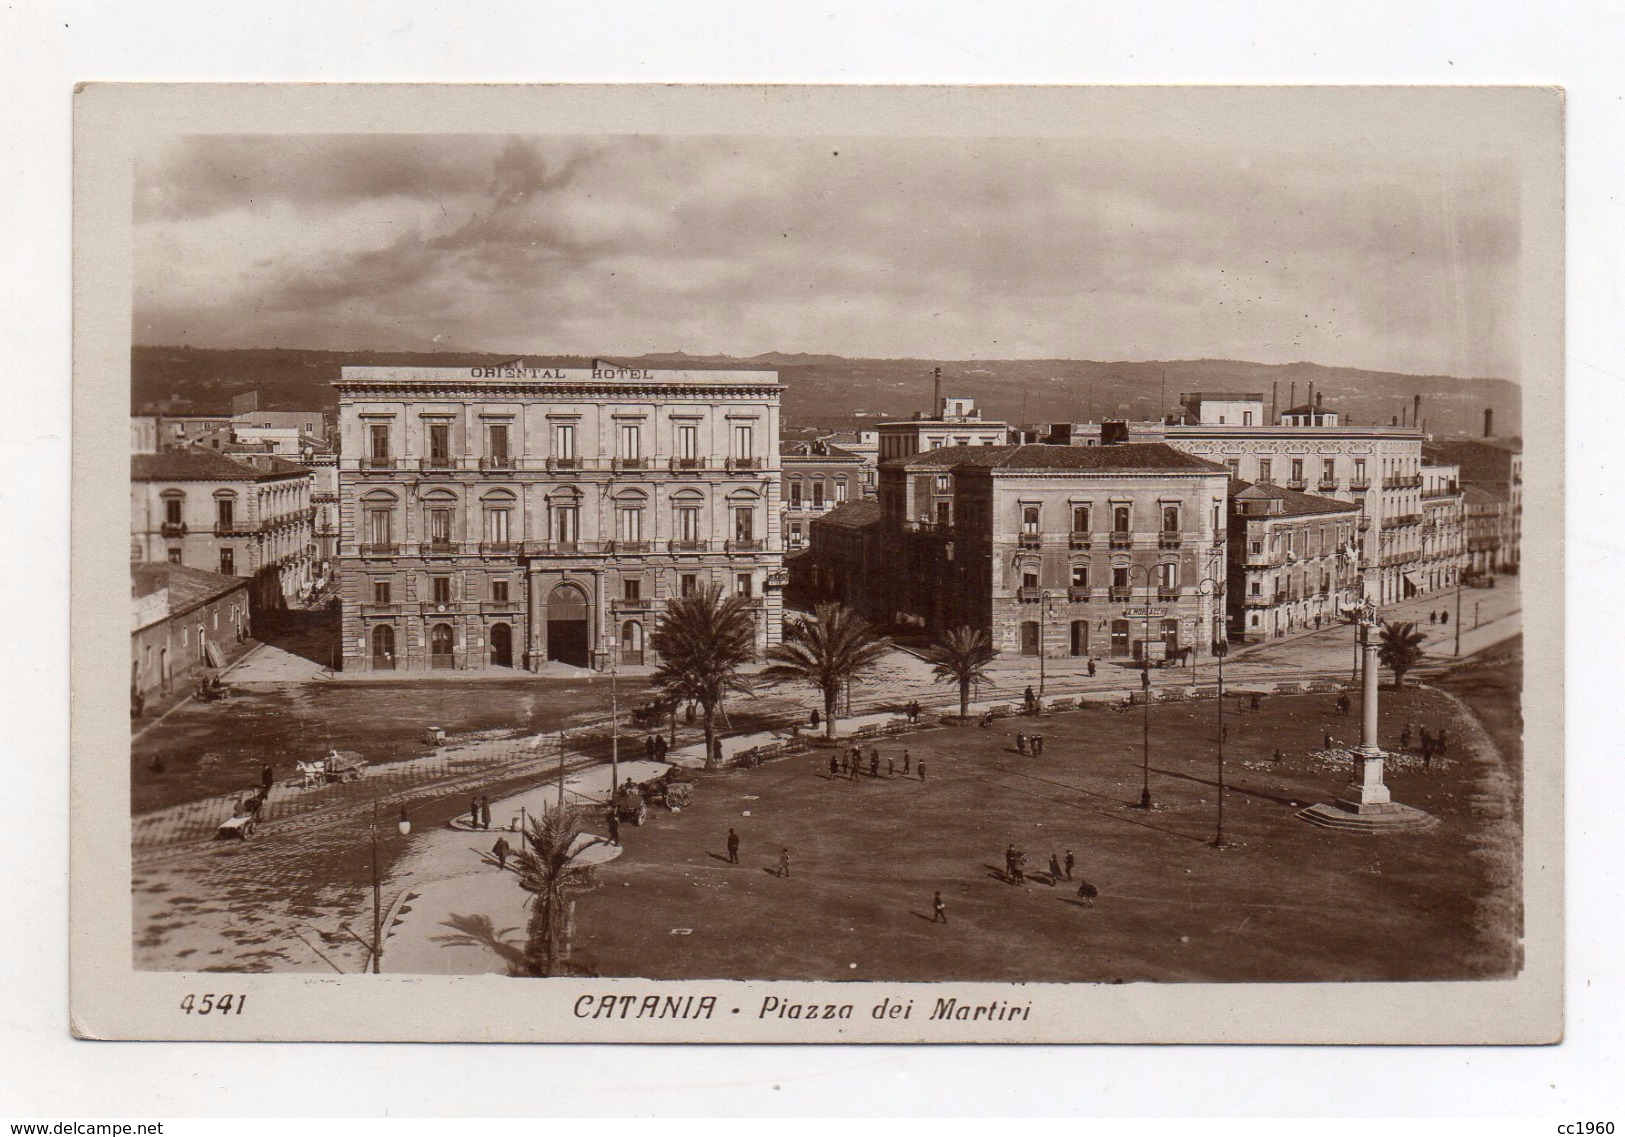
[1196, 577, 1227, 847]
[1125, 562, 1157, 810]
[1453, 569, 1463, 657]
[1037, 590, 1054, 700]
[369, 800, 412, 974]
[609, 652, 620, 801]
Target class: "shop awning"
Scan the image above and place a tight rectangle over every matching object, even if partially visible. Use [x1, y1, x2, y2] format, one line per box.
[1402, 572, 1422, 591]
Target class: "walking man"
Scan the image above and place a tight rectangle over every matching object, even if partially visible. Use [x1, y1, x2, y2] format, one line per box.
[1337, 693, 1351, 718]
[1032, 733, 1044, 757]
[777, 847, 791, 878]
[1016, 731, 1027, 755]
[917, 759, 926, 781]
[932, 891, 947, 923]
[468, 796, 480, 829]
[829, 754, 840, 778]
[902, 750, 911, 776]
[1064, 850, 1075, 880]
[1004, 843, 1018, 881]
[491, 836, 511, 870]
[887, 757, 895, 778]
[726, 827, 740, 865]
[1049, 852, 1063, 883]
[869, 750, 879, 778]
[1024, 686, 1037, 715]
[810, 708, 820, 731]
[479, 796, 491, 830]
[261, 763, 275, 792]
[1440, 609, 1449, 626]
[1087, 658, 1097, 678]
[607, 810, 621, 847]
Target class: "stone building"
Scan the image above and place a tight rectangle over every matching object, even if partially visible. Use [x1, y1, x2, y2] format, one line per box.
[821, 442, 1230, 661]
[333, 362, 785, 673]
[875, 396, 1010, 462]
[1423, 437, 1522, 574]
[1417, 459, 1467, 595]
[780, 439, 867, 549]
[130, 562, 253, 701]
[130, 450, 316, 615]
[1462, 484, 1515, 577]
[1226, 481, 1363, 643]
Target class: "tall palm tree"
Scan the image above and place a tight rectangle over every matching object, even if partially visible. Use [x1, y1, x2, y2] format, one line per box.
[762, 602, 892, 739]
[506, 806, 596, 977]
[921, 625, 998, 719]
[1377, 620, 1427, 689]
[649, 583, 758, 767]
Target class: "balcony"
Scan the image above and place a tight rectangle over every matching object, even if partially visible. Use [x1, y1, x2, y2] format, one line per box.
[1349, 478, 1371, 491]
[1068, 532, 1091, 549]
[1318, 479, 1340, 492]
[360, 457, 398, 472]
[479, 456, 516, 473]
[360, 542, 399, 558]
[1381, 514, 1422, 530]
[1109, 532, 1133, 549]
[419, 457, 458, 474]
[1067, 586, 1092, 603]
[1158, 533, 1182, 549]
[524, 540, 600, 556]
[669, 457, 707, 472]
[667, 539, 710, 554]
[548, 458, 582, 475]
[420, 540, 459, 557]
[478, 542, 519, 559]
[1016, 587, 1045, 603]
[214, 522, 255, 538]
[360, 602, 405, 616]
[726, 457, 762, 472]
[611, 540, 652, 554]
[1286, 479, 1307, 491]
[725, 538, 764, 553]
[1108, 586, 1133, 602]
[480, 600, 520, 614]
[1017, 532, 1043, 549]
[613, 457, 649, 471]
[1421, 488, 1459, 500]
[611, 597, 654, 613]
[1383, 475, 1423, 490]
[160, 521, 189, 538]
[1157, 586, 1181, 602]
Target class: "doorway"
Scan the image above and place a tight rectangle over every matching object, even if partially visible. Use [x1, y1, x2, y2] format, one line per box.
[546, 584, 590, 667]
[489, 622, 513, 668]
[1070, 620, 1089, 657]
[1020, 620, 1040, 657]
[429, 623, 455, 669]
[371, 624, 396, 670]
[620, 619, 644, 666]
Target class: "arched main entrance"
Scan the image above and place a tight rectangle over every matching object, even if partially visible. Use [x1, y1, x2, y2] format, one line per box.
[489, 622, 513, 668]
[429, 623, 455, 669]
[546, 584, 590, 668]
[620, 619, 644, 666]
[372, 624, 396, 670]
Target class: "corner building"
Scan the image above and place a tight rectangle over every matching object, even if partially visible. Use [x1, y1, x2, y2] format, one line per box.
[334, 363, 785, 673]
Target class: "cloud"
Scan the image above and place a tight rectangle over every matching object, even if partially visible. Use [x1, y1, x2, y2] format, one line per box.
[132, 132, 1525, 378]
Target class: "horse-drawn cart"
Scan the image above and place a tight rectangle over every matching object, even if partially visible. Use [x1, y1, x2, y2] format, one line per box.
[638, 768, 696, 810]
[613, 782, 649, 826]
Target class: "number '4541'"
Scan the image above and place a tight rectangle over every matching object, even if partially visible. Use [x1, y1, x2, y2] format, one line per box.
[180, 993, 246, 1015]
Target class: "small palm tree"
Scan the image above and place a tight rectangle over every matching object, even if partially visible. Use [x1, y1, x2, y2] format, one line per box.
[763, 602, 892, 739]
[1377, 620, 1427, 689]
[649, 584, 758, 767]
[921, 625, 998, 719]
[506, 806, 597, 977]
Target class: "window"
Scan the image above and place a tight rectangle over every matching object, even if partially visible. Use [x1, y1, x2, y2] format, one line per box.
[1158, 562, 1178, 589]
[367, 509, 392, 546]
[1291, 459, 1304, 483]
[1113, 505, 1131, 533]
[431, 577, 452, 605]
[676, 424, 698, 460]
[165, 497, 183, 525]
[1071, 565, 1089, 588]
[935, 475, 950, 492]
[732, 424, 754, 461]
[789, 521, 804, 545]
[1161, 505, 1179, 533]
[681, 573, 698, 597]
[488, 424, 510, 464]
[428, 423, 450, 463]
[429, 509, 453, 544]
[676, 507, 701, 543]
[219, 548, 234, 575]
[733, 507, 754, 542]
[935, 501, 951, 527]
[1112, 566, 1130, 589]
[1251, 581, 1261, 596]
[1022, 506, 1041, 534]
[373, 580, 391, 604]
[835, 479, 848, 503]
[369, 424, 390, 461]
[1226, 458, 1241, 477]
[812, 482, 825, 508]
[1354, 458, 1367, 482]
[485, 508, 510, 544]
[616, 507, 643, 543]
[789, 480, 803, 506]
[619, 423, 641, 460]
[1072, 505, 1090, 533]
[553, 506, 579, 544]
[1022, 570, 1039, 590]
[736, 573, 752, 597]
[1322, 458, 1336, 482]
[1258, 459, 1273, 484]
[553, 423, 576, 460]
[216, 497, 235, 529]
[1243, 411, 1254, 425]
[167, 548, 182, 564]
[304, 422, 313, 434]
[623, 577, 642, 602]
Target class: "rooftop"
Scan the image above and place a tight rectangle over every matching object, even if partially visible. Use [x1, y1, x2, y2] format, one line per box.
[1230, 479, 1361, 518]
[810, 500, 882, 530]
[131, 561, 246, 614]
[132, 450, 308, 483]
[884, 442, 1229, 475]
[336, 362, 780, 387]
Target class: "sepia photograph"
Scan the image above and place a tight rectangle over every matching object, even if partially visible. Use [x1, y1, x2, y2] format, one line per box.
[72, 84, 1563, 1043]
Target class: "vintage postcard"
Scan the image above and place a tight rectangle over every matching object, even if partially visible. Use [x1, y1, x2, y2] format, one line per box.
[72, 84, 1562, 1043]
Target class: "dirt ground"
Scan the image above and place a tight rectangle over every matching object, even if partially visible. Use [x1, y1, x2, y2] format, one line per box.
[567, 684, 1521, 983]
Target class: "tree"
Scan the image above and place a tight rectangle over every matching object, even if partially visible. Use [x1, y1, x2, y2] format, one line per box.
[506, 806, 596, 977]
[649, 583, 758, 768]
[921, 625, 999, 719]
[1377, 620, 1427, 689]
[762, 602, 892, 739]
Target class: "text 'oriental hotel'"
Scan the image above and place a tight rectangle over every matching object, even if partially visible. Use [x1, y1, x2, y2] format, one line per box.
[334, 362, 786, 673]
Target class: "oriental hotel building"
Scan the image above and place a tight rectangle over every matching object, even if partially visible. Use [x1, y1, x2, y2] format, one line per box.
[334, 362, 786, 673]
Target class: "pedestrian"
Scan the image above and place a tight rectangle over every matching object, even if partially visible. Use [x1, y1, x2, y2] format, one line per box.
[479, 795, 491, 830]
[711, 738, 724, 766]
[1337, 693, 1350, 718]
[607, 810, 621, 847]
[932, 891, 948, 923]
[1049, 852, 1063, 883]
[829, 754, 840, 778]
[1437, 727, 1450, 756]
[1421, 734, 1433, 770]
[918, 759, 926, 781]
[491, 836, 511, 870]
[1087, 658, 1097, 678]
[469, 796, 480, 828]
[1440, 609, 1449, 626]
[1221, 723, 1229, 742]
[810, 707, 820, 731]
[903, 749, 911, 775]
[1076, 880, 1098, 907]
[1428, 610, 1437, 626]
[777, 847, 791, 878]
[1324, 731, 1333, 750]
[1418, 726, 1431, 756]
[911, 700, 921, 723]
[1015, 731, 1027, 755]
[1272, 747, 1284, 764]
[726, 827, 740, 865]
[1250, 693, 1261, 713]
[656, 735, 669, 760]
[261, 763, 274, 791]
[1064, 850, 1075, 880]
[869, 748, 879, 777]
[1032, 733, 1044, 757]
[1013, 851, 1027, 884]
[1004, 843, 1018, 882]
[979, 709, 994, 728]
[1400, 723, 1413, 750]
[887, 757, 895, 778]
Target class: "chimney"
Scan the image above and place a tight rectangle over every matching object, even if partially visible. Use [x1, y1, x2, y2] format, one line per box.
[1270, 381, 1278, 423]
[1412, 394, 1422, 431]
[1289, 382, 1297, 412]
[1307, 382, 1315, 416]
[932, 367, 943, 417]
[1484, 407, 1494, 438]
[1315, 390, 1323, 410]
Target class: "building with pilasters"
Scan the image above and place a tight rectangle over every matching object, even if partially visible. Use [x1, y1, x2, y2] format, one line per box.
[333, 362, 785, 673]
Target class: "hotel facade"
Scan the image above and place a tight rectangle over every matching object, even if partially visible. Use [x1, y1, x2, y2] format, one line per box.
[333, 362, 786, 674]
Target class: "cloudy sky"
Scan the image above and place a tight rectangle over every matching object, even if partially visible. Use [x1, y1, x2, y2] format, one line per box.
[134, 131, 1523, 378]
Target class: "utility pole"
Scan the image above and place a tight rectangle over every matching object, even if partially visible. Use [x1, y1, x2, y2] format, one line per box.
[557, 731, 566, 809]
[1453, 571, 1463, 656]
[610, 658, 620, 800]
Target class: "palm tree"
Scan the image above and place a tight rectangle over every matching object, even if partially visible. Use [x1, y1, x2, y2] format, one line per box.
[505, 806, 597, 977]
[1377, 620, 1427, 689]
[762, 602, 892, 739]
[649, 583, 758, 768]
[921, 625, 998, 719]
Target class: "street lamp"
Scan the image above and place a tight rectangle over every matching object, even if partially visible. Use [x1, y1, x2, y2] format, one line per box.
[1036, 590, 1054, 701]
[1125, 562, 1158, 810]
[1196, 577, 1227, 848]
[370, 801, 412, 974]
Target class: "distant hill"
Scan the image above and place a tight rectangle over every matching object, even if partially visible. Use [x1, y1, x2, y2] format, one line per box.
[132, 346, 1519, 439]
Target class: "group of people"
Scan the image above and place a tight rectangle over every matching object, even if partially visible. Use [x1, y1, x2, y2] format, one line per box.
[1426, 609, 1452, 626]
[1003, 843, 1093, 903]
[466, 795, 493, 830]
[1398, 722, 1452, 767]
[719, 828, 793, 877]
[1013, 731, 1045, 756]
[642, 734, 671, 761]
[827, 746, 924, 781]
